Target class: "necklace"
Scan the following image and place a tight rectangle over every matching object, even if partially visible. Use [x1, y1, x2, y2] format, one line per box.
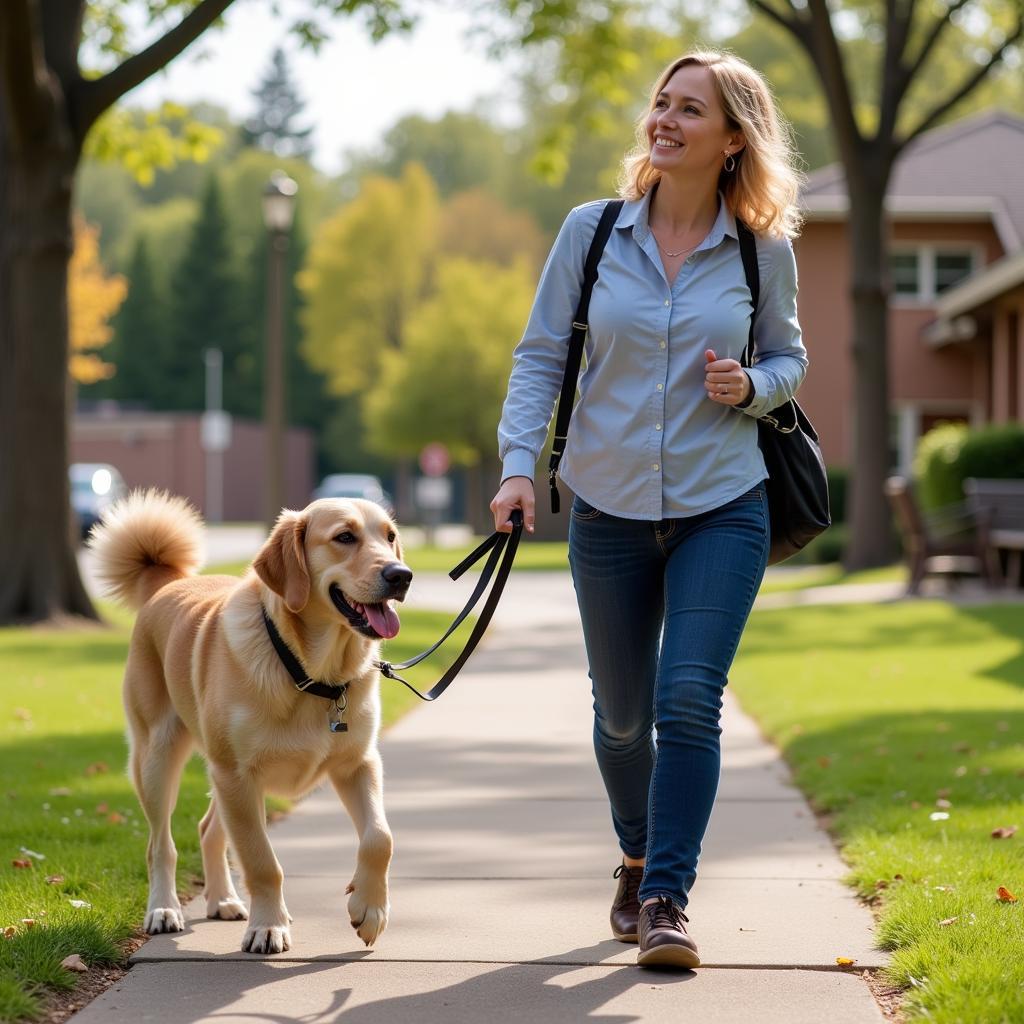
[650, 229, 702, 259]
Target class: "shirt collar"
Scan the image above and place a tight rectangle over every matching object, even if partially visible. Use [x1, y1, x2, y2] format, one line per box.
[619, 187, 738, 250]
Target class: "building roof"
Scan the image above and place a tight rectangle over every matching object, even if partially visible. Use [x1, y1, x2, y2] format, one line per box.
[802, 109, 1024, 251]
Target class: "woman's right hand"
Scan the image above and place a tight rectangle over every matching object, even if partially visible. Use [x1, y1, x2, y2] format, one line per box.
[490, 476, 535, 534]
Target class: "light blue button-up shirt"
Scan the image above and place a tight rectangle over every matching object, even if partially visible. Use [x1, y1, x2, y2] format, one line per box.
[497, 190, 808, 520]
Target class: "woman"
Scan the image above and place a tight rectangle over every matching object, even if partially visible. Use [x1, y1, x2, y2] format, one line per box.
[490, 50, 807, 969]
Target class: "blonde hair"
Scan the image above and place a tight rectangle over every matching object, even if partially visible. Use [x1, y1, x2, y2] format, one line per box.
[618, 49, 805, 239]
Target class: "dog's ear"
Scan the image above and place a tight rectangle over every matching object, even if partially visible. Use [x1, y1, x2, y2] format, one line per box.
[254, 512, 310, 613]
[392, 525, 403, 565]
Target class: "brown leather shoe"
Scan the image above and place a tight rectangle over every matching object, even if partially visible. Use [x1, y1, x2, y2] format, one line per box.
[637, 896, 700, 968]
[610, 863, 643, 943]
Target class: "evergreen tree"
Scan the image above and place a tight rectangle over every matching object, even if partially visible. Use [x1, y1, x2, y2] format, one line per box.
[102, 235, 167, 405]
[242, 48, 314, 160]
[165, 175, 246, 411]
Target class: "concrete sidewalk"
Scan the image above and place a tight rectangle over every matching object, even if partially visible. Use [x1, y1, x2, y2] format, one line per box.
[71, 571, 886, 1024]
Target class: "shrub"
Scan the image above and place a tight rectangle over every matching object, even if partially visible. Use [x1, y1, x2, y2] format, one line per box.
[957, 423, 1024, 484]
[913, 423, 969, 510]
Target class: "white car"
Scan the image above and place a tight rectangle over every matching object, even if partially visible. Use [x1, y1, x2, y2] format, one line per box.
[312, 473, 394, 515]
[70, 463, 128, 539]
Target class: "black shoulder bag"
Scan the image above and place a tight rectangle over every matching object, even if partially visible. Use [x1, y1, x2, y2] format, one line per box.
[736, 220, 830, 564]
[547, 201, 830, 565]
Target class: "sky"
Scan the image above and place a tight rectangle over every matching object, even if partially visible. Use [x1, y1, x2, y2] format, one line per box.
[124, 0, 519, 176]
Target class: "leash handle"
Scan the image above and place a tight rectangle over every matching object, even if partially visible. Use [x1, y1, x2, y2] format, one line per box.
[375, 510, 524, 701]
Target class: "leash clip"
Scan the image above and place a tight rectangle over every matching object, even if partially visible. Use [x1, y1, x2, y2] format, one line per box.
[328, 689, 348, 733]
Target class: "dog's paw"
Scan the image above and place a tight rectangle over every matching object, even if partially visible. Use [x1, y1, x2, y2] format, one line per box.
[241, 923, 291, 954]
[207, 897, 248, 921]
[347, 888, 389, 947]
[144, 907, 185, 934]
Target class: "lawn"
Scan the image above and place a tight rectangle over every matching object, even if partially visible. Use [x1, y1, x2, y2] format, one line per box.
[0, 596, 468, 1022]
[731, 600, 1024, 1024]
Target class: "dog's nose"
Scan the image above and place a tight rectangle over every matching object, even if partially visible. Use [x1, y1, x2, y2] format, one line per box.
[381, 562, 413, 596]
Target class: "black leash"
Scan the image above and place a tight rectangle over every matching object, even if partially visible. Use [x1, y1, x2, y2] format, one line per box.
[261, 510, 524, 726]
[376, 509, 524, 701]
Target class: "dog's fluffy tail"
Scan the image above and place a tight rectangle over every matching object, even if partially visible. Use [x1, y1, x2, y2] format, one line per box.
[88, 489, 205, 610]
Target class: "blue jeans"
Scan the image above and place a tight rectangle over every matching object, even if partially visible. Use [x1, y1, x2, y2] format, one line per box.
[567, 485, 769, 907]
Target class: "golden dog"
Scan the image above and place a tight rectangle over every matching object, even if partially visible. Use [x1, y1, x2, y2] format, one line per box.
[89, 490, 412, 954]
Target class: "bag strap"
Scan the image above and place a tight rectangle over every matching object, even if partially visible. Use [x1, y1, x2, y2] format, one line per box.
[548, 199, 624, 513]
[736, 219, 760, 369]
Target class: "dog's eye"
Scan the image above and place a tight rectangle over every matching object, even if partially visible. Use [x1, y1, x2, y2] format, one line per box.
[387, 531, 396, 543]
[333, 531, 356, 544]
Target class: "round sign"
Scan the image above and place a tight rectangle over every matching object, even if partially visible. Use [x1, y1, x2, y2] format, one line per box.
[419, 442, 450, 477]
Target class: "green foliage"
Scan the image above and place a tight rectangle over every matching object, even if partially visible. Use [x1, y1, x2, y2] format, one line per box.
[163, 175, 248, 412]
[361, 257, 535, 462]
[914, 424, 1024, 512]
[914, 423, 970, 510]
[299, 163, 441, 397]
[733, 600, 1024, 1024]
[241, 48, 315, 160]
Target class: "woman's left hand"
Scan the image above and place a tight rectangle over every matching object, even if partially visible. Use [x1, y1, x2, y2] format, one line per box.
[704, 349, 751, 406]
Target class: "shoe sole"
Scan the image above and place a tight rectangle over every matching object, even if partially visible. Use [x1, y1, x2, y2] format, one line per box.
[637, 944, 701, 969]
[612, 930, 638, 944]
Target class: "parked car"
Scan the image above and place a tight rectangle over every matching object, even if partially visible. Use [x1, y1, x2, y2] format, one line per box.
[70, 463, 128, 539]
[312, 473, 394, 514]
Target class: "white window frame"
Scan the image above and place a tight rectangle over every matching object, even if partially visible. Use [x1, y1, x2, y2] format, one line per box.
[893, 400, 984, 476]
[888, 242, 985, 308]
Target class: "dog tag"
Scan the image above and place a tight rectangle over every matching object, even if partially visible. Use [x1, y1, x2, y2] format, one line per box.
[329, 698, 348, 733]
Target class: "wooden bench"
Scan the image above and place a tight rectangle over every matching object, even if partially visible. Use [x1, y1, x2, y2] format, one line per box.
[964, 478, 1024, 588]
[884, 476, 1000, 595]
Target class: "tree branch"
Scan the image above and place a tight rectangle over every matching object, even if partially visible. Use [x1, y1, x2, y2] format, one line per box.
[900, 0, 973, 93]
[804, 0, 865, 162]
[74, 0, 237, 138]
[878, 0, 916, 147]
[899, 15, 1024, 150]
[747, 0, 811, 45]
[0, 0, 57, 149]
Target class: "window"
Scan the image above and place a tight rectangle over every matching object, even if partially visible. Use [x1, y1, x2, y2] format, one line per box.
[888, 245, 979, 302]
[934, 252, 974, 294]
[890, 252, 920, 296]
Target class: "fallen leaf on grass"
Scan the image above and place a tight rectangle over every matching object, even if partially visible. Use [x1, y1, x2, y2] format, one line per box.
[95, 803, 109, 815]
[67, 899, 92, 909]
[2, 926, 15, 939]
[893, 874, 904, 880]
[44, 875, 64, 885]
[930, 812, 950, 821]
[991, 826, 1018, 839]
[49, 787, 72, 797]
[12, 708, 32, 721]
[84, 762, 108, 776]
[952, 741, 973, 754]
[19, 847, 45, 860]
[939, 917, 958, 927]
[874, 880, 889, 890]
[933, 885, 956, 892]
[20, 919, 36, 929]
[935, 798, 952, 809]
[60, 954, 88, 973]
[996, 887, 1017, 903]
[936, 787, 951, 798]
[817, 756, 832, 769]
[11, 859, 32, 869]
[836, 957, 857, 967]
[106, 812, 125, 825]
[955, 765, 968, 777]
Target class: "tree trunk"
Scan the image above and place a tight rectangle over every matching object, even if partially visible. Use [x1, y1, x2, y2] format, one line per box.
[0, 104, 97, 623]
[843, 174, 898, 570]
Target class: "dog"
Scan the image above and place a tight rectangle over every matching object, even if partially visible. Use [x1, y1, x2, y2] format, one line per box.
[89, 490, 412, 954]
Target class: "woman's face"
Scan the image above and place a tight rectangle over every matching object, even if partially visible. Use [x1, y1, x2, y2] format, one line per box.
[644, 64, 743, 178]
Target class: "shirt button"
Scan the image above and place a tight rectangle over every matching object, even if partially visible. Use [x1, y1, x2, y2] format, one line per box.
[686, 255, 695, 264]
[655, 423, 662, 430]
[656, 383, 663, 391]
[659, 340, 666, 349]
[652, 464, 660, 472]
[664, 300, 670, 307]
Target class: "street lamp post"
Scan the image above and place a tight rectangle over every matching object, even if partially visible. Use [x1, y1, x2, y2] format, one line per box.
[262, 170, 298, 531]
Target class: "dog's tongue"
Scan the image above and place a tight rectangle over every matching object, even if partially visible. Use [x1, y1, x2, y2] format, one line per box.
[365, 601, 400, 640]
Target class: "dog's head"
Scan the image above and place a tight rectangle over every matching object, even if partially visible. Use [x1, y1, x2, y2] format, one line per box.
[253, 498, 412, 639]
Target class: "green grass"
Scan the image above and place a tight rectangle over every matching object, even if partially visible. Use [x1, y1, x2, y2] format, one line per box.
[757, 563, 907, 595]
[731, 600, 1024, 1023]
[0, 595, 466, 1022]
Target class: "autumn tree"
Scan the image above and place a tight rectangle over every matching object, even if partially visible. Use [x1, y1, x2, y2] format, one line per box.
[68, 216, 127, 386]
[362, 257, 535, 529]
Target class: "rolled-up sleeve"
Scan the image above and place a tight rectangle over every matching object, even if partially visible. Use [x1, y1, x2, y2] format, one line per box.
[739, 236, 808, 419]
[497, 207, 586, 482]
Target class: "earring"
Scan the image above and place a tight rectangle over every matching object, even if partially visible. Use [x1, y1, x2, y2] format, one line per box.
[723, 153, 737, 173]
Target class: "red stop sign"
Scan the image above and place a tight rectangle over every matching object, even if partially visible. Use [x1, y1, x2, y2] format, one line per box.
[419, 442, 450, 477]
